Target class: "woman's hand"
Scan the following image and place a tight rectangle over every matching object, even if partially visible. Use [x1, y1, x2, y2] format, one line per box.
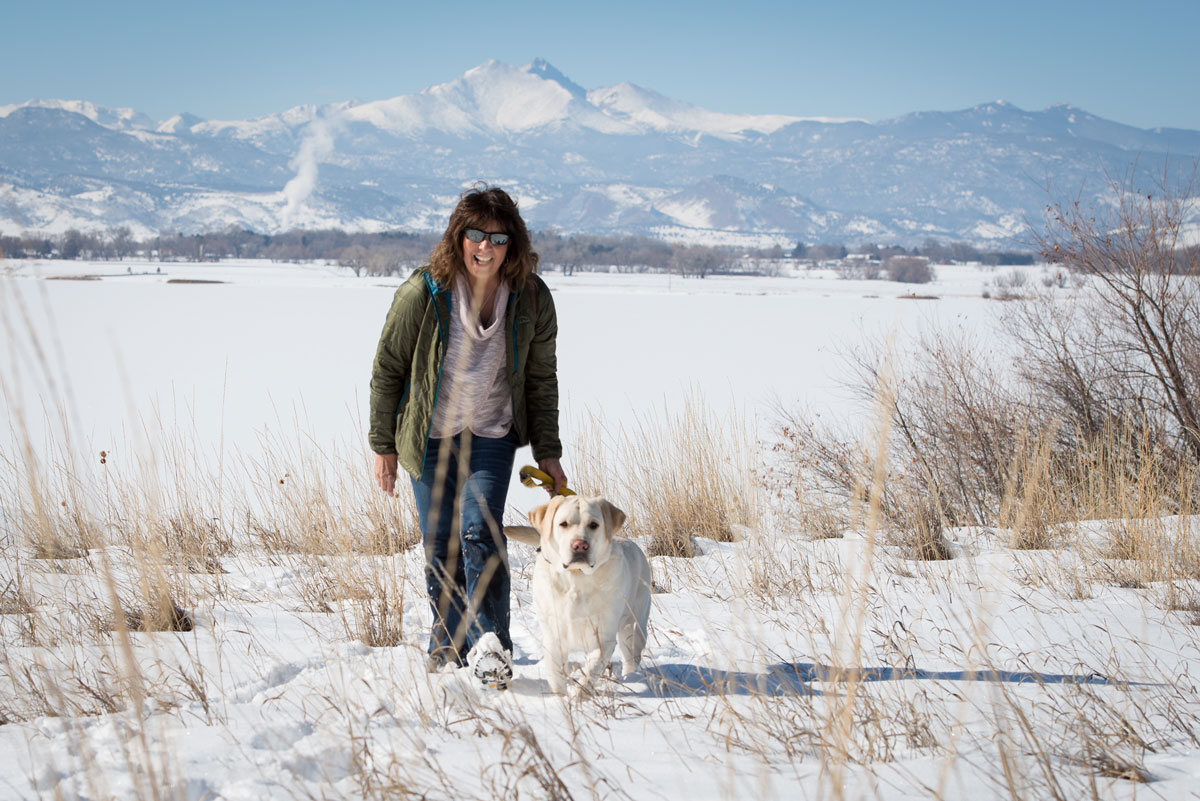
[537, 457, 568, 495]
[375, 453, 398, 495]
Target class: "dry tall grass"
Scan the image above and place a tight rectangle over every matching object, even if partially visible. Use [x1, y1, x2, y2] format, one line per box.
[569, 391, 760, 558]
[3, 389, 1200, 798]
[5, 257, 1200, 799]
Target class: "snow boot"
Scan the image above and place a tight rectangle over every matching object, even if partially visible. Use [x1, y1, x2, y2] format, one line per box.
[467, 632, 513, 690]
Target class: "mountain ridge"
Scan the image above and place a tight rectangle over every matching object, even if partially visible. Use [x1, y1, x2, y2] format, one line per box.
[1, 58, 1196, 245]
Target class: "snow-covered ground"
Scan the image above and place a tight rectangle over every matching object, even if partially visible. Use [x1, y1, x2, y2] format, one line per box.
[2, 259, 1198, 800]
[0, 258, 1009, 474]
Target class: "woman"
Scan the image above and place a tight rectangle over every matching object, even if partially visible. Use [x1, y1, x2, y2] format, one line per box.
[369, 186, 566, 686]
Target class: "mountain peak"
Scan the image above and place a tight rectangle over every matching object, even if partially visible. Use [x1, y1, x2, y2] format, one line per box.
[3, 59, 1195, 245]
[974, 99, 1020, 114]
[0, 98, 155, 131]
[156, 112, 206, 134]
[1048, 102, 1084, 114]
[522, 58, 588, 98]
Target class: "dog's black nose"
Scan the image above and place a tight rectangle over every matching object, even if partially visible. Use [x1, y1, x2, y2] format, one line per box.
[571, 538, 589, 553]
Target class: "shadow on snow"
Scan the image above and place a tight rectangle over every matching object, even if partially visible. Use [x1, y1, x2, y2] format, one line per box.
[636, 661, 1143, 698]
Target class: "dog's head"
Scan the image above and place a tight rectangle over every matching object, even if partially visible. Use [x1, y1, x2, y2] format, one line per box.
[528, 495, 627, 574]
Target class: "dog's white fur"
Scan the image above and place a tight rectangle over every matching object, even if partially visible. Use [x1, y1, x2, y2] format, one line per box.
[511, 495, 651, 695]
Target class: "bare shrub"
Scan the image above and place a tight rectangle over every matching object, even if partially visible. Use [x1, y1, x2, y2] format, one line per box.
[1040, 267, 1070, 289]
[1030, 167, 1200, 462]
[835, 260, 882, 280]
[884, 256, 934, 284]
[780, 339, 1196, 562]
[763, 424, 847, 539]
[990, 269, 1028, 299]
[774, 331, 1020, 550]
[777, 168, 1200, 549]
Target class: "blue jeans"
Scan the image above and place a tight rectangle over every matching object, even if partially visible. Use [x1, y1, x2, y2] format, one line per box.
[410, 427, 517, 663]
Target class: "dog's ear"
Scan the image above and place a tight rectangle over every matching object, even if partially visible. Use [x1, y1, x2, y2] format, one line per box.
[528, 495, 567, 537]
[599, 499, 627, 536]
[528, 501, 551, 532]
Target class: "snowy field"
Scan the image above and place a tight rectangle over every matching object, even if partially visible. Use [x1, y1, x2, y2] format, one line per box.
[0, 258, 1004, 450]
[1, 259, 1198, 800]
[1, 258, 1009, 506]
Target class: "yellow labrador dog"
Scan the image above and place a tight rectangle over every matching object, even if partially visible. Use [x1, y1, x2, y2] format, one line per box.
[507, 495, 652, 695]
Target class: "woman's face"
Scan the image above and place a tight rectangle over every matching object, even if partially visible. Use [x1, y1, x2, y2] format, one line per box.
[461, 219, 509, 286]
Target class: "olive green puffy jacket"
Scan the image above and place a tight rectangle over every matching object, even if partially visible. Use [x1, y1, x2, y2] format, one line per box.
[368, 267, 562, 479]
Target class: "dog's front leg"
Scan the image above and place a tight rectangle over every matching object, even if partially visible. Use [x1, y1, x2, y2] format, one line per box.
[543, 640, 569, 695]
[581, 639, 617, 689]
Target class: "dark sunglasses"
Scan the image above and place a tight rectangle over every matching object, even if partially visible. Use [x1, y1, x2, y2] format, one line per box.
[464, 228, 510, 246]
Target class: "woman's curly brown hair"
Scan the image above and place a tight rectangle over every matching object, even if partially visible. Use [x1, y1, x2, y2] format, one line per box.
[428, 185, 539, 289]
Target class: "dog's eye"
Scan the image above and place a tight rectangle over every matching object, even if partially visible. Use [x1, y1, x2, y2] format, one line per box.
[587, 521, 599, 530]
[558, 520, 568, 527]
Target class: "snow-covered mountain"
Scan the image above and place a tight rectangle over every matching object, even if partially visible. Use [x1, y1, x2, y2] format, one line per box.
[0, 98, 157, 133]
[1, 59, 1197, 245]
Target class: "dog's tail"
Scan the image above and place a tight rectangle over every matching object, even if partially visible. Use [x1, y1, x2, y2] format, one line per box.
[504, 525, 539, 547]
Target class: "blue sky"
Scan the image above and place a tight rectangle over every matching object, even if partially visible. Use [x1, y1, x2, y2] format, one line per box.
[3, 0, 1198, 129]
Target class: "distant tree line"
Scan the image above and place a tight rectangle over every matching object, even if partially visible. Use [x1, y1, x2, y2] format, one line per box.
[533, 231, 744, 277]
[794, 238, 1037, 266]
[0, 226, 747, 278]
[2, 225, 1042, 277]
[0, 226, 439, 274]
